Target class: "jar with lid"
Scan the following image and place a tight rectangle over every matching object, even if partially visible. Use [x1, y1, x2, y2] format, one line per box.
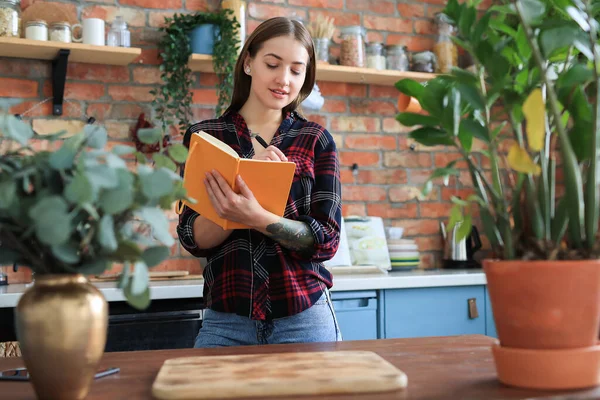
[411, 51, 437, 73]
[0, 0, 21, 38]
[385, 45, 409, 71]
[25, 19, 47, 41]
[107, 16, 131, 47]
[366, 42, 385, 70]
[49, 21, 72, 43]
[433, 12, 458, 73]
[339, 26, 366, 67]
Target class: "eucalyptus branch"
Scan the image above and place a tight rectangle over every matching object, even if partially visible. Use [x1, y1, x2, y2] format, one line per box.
[0, 226, 47, 273]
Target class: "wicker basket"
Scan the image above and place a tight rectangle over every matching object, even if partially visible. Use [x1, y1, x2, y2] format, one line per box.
[0, 341, 22, 358]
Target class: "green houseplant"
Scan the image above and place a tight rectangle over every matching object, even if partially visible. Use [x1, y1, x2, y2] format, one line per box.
[396, 0, 600, 390]
[151, 10, 240, 135]
[0, 107, 190, 400]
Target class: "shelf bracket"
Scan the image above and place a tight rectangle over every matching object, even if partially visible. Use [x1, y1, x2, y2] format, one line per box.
[52, 49, 70, 116]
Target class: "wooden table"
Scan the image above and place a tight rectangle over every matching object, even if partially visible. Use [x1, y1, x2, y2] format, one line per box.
[1, 335, 599, 399]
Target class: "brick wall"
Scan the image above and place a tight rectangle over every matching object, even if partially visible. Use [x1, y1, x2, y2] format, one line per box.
[2, 0, 492, 283]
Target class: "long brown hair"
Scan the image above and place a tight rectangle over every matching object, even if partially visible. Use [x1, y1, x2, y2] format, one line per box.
[224, 17, 316, 117]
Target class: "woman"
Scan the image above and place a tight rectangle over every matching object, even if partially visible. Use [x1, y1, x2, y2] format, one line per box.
[177, 16, 342, 347]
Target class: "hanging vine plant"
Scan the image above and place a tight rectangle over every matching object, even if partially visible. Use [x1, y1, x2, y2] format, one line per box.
[151, 10, 240, 135]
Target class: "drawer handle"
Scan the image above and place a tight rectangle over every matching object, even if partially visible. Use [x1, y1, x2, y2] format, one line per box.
[468, 298, 479, 319]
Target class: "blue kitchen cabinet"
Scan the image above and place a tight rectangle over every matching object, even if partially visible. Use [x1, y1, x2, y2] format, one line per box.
[484, 287, 497, 338]
[383, 286, 486, 338]
[331, 290, 379, 341]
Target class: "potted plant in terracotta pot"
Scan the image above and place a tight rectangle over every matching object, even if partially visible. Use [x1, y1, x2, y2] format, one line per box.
[0, 107, 190, 400]
[395, 0, 600, 391]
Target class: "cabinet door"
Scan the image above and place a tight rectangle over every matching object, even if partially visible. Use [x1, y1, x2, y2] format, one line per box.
[485, 287, 497, 338]
[384, 286, 486, 339]
[331, 291, 378, 341]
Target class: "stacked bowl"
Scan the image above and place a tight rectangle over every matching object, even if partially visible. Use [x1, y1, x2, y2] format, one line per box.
[387, 239, 420, 271]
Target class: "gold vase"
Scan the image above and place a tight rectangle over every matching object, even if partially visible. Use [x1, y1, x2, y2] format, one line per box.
[15, 274, 108, 400]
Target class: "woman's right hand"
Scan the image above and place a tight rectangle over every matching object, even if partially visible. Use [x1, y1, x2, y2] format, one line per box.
[253, 145, 288, 162]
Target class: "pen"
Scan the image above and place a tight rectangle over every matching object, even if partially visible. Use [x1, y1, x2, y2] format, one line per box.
[251, 133, 269, 149]
[95, 367, 120, 380]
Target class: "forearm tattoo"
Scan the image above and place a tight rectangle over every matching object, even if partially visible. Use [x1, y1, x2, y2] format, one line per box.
[265, 218, 315, 255]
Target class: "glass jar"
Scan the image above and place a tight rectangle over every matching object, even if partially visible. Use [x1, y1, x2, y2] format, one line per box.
[0, 0, 21, 38]
[366, 42, 385, 70]
[433, 12, 458, 73]
[25, 19, 47, 41]
[339, 26, 366, 67]
[411, 50, 437, 73]
[106, 16, 131, 47]
[314, 37, 330, 63]
[49, 21, 71, 43]
[385, 45, 409, 71]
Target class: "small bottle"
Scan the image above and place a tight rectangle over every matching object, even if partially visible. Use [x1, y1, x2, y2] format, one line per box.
[49, 21, 72, 43]
[411, 51, 437, 73]
[25, 19, 47, 41]
[0, 0, 21, 38]
[107, 16, 130, 47]
[339, 26, 366, 67]
[433, 12, 458, 73]
[385, 45, 409, 71]
[366, 42, 385, 70]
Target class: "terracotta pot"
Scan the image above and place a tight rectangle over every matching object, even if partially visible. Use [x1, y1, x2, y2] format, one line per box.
[397, 93, 425, 114]
[16, 274, 108, 400]
[483, 259, 600, 349]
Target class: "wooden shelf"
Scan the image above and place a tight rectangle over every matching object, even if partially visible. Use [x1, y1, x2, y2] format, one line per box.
[188, 54, 435, 86]
[0, 37, 141, 66]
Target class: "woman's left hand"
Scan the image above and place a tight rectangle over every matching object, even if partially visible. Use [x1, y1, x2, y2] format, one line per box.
[204, 170, 271, 227]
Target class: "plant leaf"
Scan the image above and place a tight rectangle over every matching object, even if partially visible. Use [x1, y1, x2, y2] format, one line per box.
[457, 83, 485, 111]
[0, 179, 16, 209]
[522, 89, 546, 152]
[112, 145, 136, 155]
[135, 207, 174, 246]
[447, 204, 463, 231]
[396, 113, 439, 127]
[131, 261, 149, 295]
[137, 128, 164, 145]
[28, 196, 72, 246]
[409, 127, 456, 146]
[78, 259, 110, 275]
[517, 0, 547, 24]
[507, 144, 541, 175]
[456, 213, 473, 243]
[460, 119, 490, 143]
[51, 243, 80, 264]
[99, 170, 134, 214]
[141, 168, 175, 199]
[124, 283, 151, 310]
[84, 125, 108, 149]
[394, 79, 424, 100]
[167, 144, 188, 163]
[64, 172, 94, 205]
[141, 246, 170, 268]
[98, 214, 118, 251]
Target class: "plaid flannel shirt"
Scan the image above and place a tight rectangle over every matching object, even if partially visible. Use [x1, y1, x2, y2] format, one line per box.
[177, 110, 342, 321]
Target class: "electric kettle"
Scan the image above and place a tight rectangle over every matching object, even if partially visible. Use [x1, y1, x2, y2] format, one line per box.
[440, 221, 482, 269]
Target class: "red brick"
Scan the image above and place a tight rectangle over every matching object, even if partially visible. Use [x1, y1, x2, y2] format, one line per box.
[192, 89, 218, 105]
[120, 0, 181, 9]
[409, 169, 436, 184]
[109, 104, 146, 120]
[415, 236, 443, 252]
[331, 116, 380, 132]
[340, 169, 355, 184]
[156, 258, 202, 274]
[148, 11, 178, 28]
[340, 151, 380, 166]
[290, 0, 342, 8]
[419, 253, 437, 269]
[303, 113, 328, 128]
[366, 32, 384, 44]
[356, 169, 407, 185]
[350, 99, 397, 116]
[249, 4, 306, 19]
[186, 0, 219, 11]
[369, 85, 400, 99]
[384, 152, 431, 168]
[393, 219, 441, 236]
[0, 78, 38, 98]
[364, 16, 413, 33]
[87, 104, 112, 121]
[387, 34, 435, 52]
[343, 203, 367, 216]
[199, 73, 219, 86]
[247, 19, 262, 35]
[345, 134, 396, 150]
[415, 19, 436, 35]
[397, 4, 426, 18]
[82, 6, 146, 27]
[346, 0, 395, 14]
[309, 10, 360, 27]
[67, 64, 129, 83]
[132, 66, 162, 85]
[441, 187, 476, 201]
[419, 0, 448, 4]
[0, 59, 48, 78]
[389, 186, 437, 202]
[383, 117, 412, 133]
[434, 152, 468, 168]
[318, 82, 365, 97]
[366, 203, 418, 219]
[10, 100, 52, 117]
[426, 4, 446, 17]
[43, 81, 104, 101]
[342, 185, 387, 202]
[419, 202, 454, 218]
[132, 48, 160, 66]
[108, 85, 154, 102]
[321, 99, 347, 113]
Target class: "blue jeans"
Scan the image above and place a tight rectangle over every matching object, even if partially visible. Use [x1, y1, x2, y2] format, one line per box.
[194, 290, 343, 347]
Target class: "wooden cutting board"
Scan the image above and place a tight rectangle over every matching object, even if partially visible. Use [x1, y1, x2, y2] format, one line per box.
[152, 351, 407, 399]
[90, 271, 204, 282]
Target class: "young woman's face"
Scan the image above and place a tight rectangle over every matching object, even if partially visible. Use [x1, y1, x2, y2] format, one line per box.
[245, 35, 310, 111]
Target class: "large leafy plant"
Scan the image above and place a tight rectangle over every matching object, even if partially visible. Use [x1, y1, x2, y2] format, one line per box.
[151, 10, 240, 135]
[396, 0, 600, 261]
[0, 108, 191, 309]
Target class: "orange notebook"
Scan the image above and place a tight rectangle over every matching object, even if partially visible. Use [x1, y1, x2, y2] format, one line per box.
[177, 131, 296, 230]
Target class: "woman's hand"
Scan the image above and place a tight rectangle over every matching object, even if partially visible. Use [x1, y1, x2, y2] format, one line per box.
[253, 145, 288, 162]
[204, 170, 277, 228]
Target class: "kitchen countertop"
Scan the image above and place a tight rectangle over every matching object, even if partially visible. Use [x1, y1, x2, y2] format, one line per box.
[0, 269, 486, 308]
[2, 334, 599, 399]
